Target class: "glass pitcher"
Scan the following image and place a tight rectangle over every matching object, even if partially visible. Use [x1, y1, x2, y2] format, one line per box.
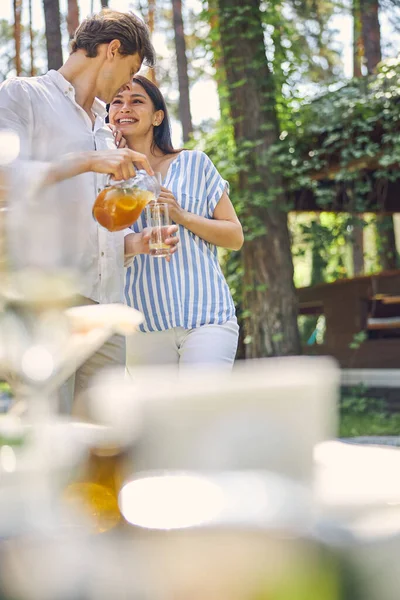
[93, 170, 161, 232]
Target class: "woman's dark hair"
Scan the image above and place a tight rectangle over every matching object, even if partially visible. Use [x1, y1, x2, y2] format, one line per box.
[132, 75, 179, 155]
[106, 75, 179, 155]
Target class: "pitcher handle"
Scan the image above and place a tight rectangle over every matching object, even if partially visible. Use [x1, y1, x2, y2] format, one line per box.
[105, 174, 113, 188]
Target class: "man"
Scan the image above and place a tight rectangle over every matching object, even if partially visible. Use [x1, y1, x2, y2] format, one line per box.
[0, 10, 177, 412]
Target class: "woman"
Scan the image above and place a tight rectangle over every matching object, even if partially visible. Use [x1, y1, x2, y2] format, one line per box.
[108, 75, 244, 371]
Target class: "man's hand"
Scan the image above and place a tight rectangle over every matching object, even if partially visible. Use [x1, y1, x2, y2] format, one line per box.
[42, 148, 153, 187]
[86, 148, 154, 180]
[124, 226, 179, 265]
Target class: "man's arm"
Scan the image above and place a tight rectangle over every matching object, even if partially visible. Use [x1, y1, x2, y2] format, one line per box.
[0, 78, 34, 160]
[42, 149, 154, 186]
[0, 78, 154, 188]
[0, 79, 53, 197]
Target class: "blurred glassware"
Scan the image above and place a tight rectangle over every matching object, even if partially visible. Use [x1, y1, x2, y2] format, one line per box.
[4, 180, 83, 307]
[314, 439, 400, 600]
[119, 469, 313, 532]
[314, 440, 400, 522]
[86, 357, 340, 484]
[62, 442, 130, 535]
[0, 414, 108, 537]
[0, 131, 15, 309]
[112, 470, 340, 600]
[0, 129, 90, 401]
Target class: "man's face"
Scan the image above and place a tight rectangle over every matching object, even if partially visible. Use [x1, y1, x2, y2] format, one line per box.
[98, 51, 142, 103]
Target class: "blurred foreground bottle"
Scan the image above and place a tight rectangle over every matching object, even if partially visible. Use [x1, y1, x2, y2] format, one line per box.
[0, 133, 11, 304]
[0, 131, 85, 398]
[63, 436, 132, 534]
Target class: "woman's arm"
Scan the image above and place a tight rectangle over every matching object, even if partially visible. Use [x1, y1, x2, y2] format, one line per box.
[158, 187, 244, 251]
[124, 226, 179, 265]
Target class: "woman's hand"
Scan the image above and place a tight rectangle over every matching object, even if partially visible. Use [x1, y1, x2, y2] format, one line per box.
[157, 186, 187, 225]
[124, 226, 179, 265]
[108, 124, 127, 149]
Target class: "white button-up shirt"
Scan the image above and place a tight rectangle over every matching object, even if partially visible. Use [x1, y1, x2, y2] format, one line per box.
[0, 70, 124, 303]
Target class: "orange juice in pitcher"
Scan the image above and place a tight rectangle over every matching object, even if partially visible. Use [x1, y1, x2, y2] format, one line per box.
[93, 170, 160, 232]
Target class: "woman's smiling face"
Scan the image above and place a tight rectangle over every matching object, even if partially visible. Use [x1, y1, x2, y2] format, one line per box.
[108, 81, 163, 138]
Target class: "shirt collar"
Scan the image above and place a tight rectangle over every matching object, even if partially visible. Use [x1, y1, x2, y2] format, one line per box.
[46, 70, 107, 119]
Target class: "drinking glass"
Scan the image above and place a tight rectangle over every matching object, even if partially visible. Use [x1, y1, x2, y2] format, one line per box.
[145, 203, 171, 258]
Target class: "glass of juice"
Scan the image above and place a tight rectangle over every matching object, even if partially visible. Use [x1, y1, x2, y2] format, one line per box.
[145, 203, 171, 258]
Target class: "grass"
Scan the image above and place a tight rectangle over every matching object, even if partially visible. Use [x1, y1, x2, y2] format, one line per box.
[339, 389, 400, 438]
[340, 412, 400, 438]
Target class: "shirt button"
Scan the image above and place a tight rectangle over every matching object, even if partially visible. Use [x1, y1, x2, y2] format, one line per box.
[101, 252, 104, 256]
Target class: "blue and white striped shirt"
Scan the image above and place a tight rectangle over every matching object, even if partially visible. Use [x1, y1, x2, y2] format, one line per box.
[125, 150, 236, 333]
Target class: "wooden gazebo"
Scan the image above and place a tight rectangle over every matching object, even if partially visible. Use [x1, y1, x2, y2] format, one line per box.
[297, 270, 400, 369]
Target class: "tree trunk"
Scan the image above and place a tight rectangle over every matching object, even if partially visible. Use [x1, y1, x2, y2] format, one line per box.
[376, 215, 399, 270]
[359, 0, 381, 73]
[359, 0, 397, 269]
[351, 218, 364, 275]
[29, 0, 36, 76]
[13, 0, 22, 76]
[353, 0, 364, 77]
[207, 0, 228, 115]
[67, 0, 80, 39]
[146, 0, 157, 85]
[351, 1, 365, 272]
[43, 0, 63, 70]
[172, 0, 193, 143]
[217, 0, 301, 358]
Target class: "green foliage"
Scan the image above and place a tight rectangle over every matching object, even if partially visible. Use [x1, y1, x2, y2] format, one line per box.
[270, 58, 400, 212]
[293, 212, 356, 283]
[340, 413, 400, 437]
[0, 381, 12, 415]
[338, 384, 400, 438]
[340, 384, 400, 438]
[192, 61, 400, 324]
[349, 330, 368, 350]
[260, 0, 343, 125]
[341, 384, 386, 416]
[196, 2, 399, 340]
[0, 381, 11, 395]
[200, 0, 344, 132]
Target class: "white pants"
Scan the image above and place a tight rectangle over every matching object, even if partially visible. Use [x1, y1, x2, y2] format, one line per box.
[126, 319, 239, 375]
